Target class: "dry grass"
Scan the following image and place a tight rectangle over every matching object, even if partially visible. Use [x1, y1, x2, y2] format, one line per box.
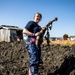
[43, 40, 75, 46]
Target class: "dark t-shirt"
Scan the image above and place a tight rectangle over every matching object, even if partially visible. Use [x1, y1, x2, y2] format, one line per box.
[25, 21, 41, 42]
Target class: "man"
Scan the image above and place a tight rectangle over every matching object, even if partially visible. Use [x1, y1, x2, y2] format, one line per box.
[23, 12, 42, 75]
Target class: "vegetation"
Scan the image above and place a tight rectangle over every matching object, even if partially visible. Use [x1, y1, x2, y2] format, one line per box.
[63, 34, 68, 40]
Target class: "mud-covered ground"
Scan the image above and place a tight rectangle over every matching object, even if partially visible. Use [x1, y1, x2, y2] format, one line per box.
[0, 41, 75, 75]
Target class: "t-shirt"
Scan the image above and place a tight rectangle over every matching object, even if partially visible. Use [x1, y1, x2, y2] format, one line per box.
[25, 21, 41, 42]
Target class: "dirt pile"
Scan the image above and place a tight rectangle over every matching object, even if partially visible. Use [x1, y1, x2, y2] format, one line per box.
[0, 41, 75, 75]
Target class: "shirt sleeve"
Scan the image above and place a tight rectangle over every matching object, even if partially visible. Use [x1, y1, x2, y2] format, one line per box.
[25, 21, 33, 31]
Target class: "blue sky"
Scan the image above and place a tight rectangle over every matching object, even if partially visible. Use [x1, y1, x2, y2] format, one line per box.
[0, 0, 75, 37]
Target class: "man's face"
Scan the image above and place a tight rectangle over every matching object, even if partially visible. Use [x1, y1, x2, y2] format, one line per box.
[34, 14, 41, 23]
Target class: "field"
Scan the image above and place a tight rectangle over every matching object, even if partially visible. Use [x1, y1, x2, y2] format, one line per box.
[43, 40, 75, 46]
[0, 40, 75, 75]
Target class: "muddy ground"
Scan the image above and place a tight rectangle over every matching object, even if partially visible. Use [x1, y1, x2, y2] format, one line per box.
[0, 41, 75, 75]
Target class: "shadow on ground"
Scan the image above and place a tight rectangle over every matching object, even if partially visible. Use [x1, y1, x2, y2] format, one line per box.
[48, 56, 75, 75]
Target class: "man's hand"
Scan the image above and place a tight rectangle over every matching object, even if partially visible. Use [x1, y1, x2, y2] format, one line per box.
[35, 32, 40, 36]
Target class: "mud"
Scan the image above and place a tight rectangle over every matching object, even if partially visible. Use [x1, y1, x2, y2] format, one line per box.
[0, 41, 75, 75]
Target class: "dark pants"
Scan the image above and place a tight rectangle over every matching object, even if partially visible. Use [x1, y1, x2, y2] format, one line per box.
[25, 42, 41, 74]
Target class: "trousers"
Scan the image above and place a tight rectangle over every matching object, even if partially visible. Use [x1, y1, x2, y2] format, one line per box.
[25, 42, 41, 74]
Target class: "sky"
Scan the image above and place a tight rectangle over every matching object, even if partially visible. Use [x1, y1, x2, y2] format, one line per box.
[0, 0, 75, 37]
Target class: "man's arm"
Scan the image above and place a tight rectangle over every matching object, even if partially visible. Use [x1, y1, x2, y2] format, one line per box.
[23, 28, 34, 36]
[23, 28, 40, 37]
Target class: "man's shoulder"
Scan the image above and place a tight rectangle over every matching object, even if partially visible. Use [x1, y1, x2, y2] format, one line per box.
[25, 21, 34, 27]
[28, 21, 34, 24]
